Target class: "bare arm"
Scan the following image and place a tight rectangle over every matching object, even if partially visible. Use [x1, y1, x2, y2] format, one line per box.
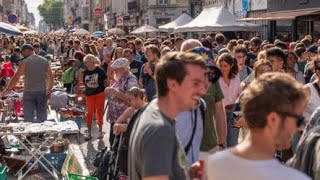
[143, 176, 169, 180]
[4, 61, 25, 92]
[213, 100, 227, 145]
[46, 64, 54, 92]
[115, 107, 135, 124]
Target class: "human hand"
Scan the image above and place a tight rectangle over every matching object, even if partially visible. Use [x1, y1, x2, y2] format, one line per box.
[113, 123, 127, 135]
[104, 87, 117, 96]
[189, 160, 204, 179]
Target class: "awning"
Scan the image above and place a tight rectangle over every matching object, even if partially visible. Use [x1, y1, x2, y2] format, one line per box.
[238, 8, 320, 21]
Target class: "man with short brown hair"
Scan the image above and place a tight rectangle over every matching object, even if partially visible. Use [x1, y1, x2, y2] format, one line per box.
[129, 51, 208, 180]
[207, 72, 310, 180]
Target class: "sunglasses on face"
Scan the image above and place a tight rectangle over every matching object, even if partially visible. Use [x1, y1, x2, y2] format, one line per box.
[277, 111, 305, 127]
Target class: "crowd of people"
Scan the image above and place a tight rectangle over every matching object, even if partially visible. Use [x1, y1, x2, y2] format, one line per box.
[0, 32, 320, 179]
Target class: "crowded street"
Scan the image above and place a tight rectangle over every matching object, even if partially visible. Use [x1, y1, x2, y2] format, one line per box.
[0, 0, 320, 180]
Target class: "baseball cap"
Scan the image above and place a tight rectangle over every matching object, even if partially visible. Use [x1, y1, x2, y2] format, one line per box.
[190, 46, 221, 83]
[20, 44, 33, 52]
[190, 47, 216, 67]
[306, 45, 318, 54]
[110, 58, 130, 69]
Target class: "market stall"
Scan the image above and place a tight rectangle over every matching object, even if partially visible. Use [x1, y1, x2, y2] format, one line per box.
[0, 120, 79, 180]
[174, 6, 261, 33]
[159, 13, 193, 32]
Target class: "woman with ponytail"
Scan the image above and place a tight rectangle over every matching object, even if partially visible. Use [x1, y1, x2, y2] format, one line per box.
[217, 53, 241, 147]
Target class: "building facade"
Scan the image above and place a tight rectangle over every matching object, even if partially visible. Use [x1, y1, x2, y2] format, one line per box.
[0, 0, 35, 28]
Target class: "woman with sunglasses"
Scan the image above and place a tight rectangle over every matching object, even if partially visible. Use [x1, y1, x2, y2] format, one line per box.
[303, 55, 320, 122]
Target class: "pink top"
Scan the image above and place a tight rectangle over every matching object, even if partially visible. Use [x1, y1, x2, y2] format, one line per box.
[219, 76, 241, 106]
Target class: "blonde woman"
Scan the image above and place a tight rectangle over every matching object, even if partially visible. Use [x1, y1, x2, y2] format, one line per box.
[83, 54, 107, 140]
[90, 43, 100, 58]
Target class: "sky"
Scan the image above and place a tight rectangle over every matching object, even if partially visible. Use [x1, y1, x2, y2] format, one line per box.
[25, 0, 44, 27]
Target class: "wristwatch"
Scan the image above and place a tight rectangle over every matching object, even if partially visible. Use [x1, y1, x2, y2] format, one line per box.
[218, 143, 226, 149]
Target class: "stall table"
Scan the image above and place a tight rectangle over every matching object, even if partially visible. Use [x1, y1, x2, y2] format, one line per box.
[0, 120, 79, 180]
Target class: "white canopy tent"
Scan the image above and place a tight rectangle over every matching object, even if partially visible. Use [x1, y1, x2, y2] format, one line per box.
[73, 28, 90, 35]
[130, 24, 158, 34]
[174, 6, 261, 33]
[159, 13, 193, 32]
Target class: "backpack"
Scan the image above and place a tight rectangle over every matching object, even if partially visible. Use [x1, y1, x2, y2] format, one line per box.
[120, 105, 149, 175]
[60, 67, 75, 84]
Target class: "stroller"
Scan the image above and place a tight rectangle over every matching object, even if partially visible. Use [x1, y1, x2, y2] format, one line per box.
[93, 134, 124, 180]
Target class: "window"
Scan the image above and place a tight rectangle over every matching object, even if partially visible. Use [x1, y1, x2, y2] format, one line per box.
[159, 0, 169, 5]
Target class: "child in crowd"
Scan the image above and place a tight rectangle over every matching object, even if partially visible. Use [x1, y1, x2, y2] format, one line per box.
[113, 87, 147, 135]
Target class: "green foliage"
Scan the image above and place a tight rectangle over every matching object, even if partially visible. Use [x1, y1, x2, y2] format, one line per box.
[38, 0, 64, 28]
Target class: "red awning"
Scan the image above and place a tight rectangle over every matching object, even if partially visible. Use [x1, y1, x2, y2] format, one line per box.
[238, 8, 320, 21]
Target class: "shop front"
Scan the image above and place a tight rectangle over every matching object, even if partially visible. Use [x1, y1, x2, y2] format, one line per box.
[239, 0, 320, 42]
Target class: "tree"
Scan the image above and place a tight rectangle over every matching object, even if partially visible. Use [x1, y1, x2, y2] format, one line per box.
[38, 0, 64, 29]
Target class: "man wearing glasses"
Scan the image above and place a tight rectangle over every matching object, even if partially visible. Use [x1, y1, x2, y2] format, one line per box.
[234, 46, 252, 81]
[207, 72, 310, 180]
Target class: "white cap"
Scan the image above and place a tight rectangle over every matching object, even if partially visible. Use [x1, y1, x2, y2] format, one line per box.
[110, 58, 130, 69]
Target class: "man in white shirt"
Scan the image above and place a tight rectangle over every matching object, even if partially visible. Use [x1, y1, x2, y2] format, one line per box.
[207, 72, 311, 180]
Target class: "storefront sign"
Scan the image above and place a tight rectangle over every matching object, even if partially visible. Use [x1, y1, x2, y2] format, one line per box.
[116, 16, 124, 26]
[93, 8, 103, 17]
[7, 13, 18, 24]
[153, 9, 175, 18]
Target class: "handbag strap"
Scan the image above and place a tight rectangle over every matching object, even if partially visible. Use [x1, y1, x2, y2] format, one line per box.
[313, 82, 320, 98]
[184, 109, 197, 154]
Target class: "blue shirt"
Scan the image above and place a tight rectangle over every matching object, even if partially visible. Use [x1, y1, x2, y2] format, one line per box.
[140, 63, 156, 102]
[175, 100, 205, 165]
[130, 60, 143, 78]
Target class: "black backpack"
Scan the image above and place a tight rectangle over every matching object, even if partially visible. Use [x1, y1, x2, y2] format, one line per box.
[119, 105, 149, 175]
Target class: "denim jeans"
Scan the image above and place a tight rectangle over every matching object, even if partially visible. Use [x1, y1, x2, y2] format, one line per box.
[226, 109, 239, 147]
[23, 91, 47, 122]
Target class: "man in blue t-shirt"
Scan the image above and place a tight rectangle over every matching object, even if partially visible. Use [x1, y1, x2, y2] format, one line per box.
[139, 45, 159, 102]
[123, 48, 143, 79]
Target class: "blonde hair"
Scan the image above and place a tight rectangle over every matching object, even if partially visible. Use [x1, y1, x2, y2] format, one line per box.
[83, 54, 100, 66]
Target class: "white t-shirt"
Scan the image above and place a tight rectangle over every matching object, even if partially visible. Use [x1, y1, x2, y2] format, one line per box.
[207, 149, 310, 180]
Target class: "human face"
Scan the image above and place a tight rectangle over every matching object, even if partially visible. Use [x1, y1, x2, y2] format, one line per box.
[33, 47, 40, 54]
[123, 52, 133, 62]
[315, 64, 320, 78]
[250, 42, 259, 53]
[106, 39, 112, 47]
[113, 68, 126, 81]
[145, 49, 156, 63]
[268, 56, 284, 72]
[127, 94, 143, 109]
[172, 64, 207, 110]
[85, 61, 95, 71]
[219, 60, 232, 77]
[273, 102, 306, 150]
[256, 64, 272, 78]
[116, 49, 123, 59]
[234, 52, 246, 67]
[286, 53, 297, 69]
[127, 44, 135, 51]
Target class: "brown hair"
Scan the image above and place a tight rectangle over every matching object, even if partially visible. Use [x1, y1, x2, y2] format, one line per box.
[125, 41, 137, 54]
[215, 33, 225, 44]
[241, 72, 306, 129]
[145, 44, 159, 55]
[217, 53, 239, 79]
[233, 45, 247, 56]
[253, 59, 273, 78]
[127, 87, 146, 100]
[89, 44, 99, 56]
[155, 51, 206, 97]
